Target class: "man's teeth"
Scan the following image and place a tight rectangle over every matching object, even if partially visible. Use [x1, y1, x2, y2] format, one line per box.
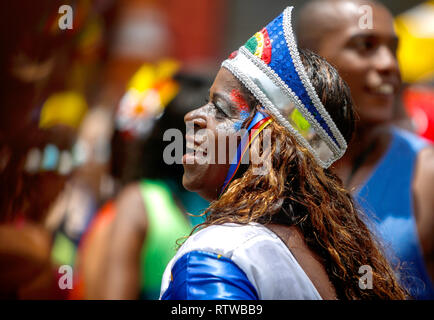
[374, 84, 394, 95]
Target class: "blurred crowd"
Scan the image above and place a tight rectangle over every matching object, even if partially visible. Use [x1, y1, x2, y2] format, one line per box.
[0, 0, 433, 299]
[0, 0, 216, 299]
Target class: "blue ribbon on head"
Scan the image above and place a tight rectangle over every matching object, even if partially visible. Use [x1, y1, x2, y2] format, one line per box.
[220, 110, 271, 196]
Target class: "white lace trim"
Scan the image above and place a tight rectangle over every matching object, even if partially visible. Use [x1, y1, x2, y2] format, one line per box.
[282, 6, 347, 158]
[239, 46, 340, 156]
[219, 6, 349, 167]
[222, 59, 333, 168]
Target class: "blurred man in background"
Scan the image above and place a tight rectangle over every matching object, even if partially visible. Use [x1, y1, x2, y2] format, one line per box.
[297, 0, 434, 299]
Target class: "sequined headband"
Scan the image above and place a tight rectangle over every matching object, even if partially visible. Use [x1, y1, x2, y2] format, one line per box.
[222, 6, 347, 168]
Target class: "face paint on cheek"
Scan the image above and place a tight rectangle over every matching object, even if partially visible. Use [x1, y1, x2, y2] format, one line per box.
[231, 89, 249, 112]
[231, 89, 250, 131]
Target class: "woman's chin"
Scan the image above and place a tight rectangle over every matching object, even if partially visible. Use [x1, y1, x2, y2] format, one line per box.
[181, 174, 194, 192]
[182, 172, 203, 193]
[182, 175, 217, 201]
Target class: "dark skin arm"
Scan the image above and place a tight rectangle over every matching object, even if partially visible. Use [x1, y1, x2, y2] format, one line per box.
[413, 146, 434, 282]
[101, 183, 148, 299]
[0, 223, 61, 299]
[79, 206, 114, 299]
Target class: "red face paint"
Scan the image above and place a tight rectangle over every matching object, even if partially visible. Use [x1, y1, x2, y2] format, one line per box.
[231, 89, 250, 131]
[230, 89, 249, 112]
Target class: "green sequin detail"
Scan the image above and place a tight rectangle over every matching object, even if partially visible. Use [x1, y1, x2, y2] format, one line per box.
[245, 36, 258, 55]
[291, 108, 311, 134]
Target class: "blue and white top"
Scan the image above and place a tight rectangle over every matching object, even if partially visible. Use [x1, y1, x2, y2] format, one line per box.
[159, 223, 322, 300]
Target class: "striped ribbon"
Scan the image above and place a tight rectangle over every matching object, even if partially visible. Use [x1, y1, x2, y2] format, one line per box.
[219, 111, 273, 196]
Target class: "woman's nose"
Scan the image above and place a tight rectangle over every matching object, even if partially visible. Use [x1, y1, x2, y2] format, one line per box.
[184, 105, 208, 131]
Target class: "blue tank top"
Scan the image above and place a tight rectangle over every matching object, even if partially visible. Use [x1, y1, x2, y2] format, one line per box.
[356, 127, 433, 299]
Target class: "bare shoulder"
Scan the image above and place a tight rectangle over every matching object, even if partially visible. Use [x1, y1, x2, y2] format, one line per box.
[414, 146, 434, 196]
[413, 146, 434, 255]
[417, 146, 434, 168]
[114, 182, 148, 232]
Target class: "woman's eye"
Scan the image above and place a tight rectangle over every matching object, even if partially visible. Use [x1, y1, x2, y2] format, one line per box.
[205, 98, 223, 116]
[213, 101, 229, 118]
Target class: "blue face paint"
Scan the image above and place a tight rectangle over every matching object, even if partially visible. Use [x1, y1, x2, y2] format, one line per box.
[231, 89, 251, 131]
[234, 110, 250, 131]
[220, 111, 272, 196]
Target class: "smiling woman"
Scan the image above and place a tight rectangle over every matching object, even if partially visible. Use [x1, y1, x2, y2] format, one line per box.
[181, 68, 260, 201]
[159, 6, 407, 300]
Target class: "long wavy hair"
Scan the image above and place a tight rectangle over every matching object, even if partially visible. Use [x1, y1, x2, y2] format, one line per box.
[187, 49, 407, 300]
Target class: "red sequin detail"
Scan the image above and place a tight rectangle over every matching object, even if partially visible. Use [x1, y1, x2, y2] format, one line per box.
[260, 28, 272, 65]
[228, 50, 238, 60]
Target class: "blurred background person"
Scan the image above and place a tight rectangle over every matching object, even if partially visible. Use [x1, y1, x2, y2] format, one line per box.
[0, 0, 117, 298]
[296, 0, 434, 299]
[43, 0, 225, 299]
[73, 61, 210, 300]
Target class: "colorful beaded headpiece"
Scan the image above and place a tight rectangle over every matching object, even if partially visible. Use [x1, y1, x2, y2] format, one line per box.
[222, 6, 347, 168]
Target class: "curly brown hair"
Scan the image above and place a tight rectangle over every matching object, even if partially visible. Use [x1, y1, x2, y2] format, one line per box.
[186, 49, 407, 300]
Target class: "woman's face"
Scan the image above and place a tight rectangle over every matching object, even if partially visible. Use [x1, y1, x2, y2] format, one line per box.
[182, 68, 254, 201]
